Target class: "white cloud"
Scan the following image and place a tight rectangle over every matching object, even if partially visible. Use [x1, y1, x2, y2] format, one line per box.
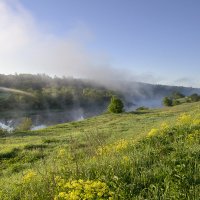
[173, 77, 200, 88]
[1, 0, 194, 88]
[0, 0, 102, 78]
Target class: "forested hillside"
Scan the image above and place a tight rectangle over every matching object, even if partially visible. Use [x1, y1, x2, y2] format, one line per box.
[1, 74, 200, 113]
[0, 74, 113, 112]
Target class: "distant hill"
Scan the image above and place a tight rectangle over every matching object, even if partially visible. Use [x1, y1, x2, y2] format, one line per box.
[0, 73, 200, 113]
[117, 81, 200, 109]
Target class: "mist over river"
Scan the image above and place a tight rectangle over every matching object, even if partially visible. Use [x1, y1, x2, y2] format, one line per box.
[0, 97, 163, 131]
[0, 108, 99, 131]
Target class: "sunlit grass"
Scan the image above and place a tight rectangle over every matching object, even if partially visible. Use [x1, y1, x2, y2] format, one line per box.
[0, 102, 200, 199]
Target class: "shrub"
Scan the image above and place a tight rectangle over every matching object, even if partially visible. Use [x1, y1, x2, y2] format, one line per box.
[0, 128, 7, 137]
[107, 96, 124, 113]
[162, 97, 173, 106]
[171, 91, 185, 99]
[15, 118, 32, 131]
[172, 99, 180, 106]
[136, 106, 149, 111]
[190, 93, 200, 102]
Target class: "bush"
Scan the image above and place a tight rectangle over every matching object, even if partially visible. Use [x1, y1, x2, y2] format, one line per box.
[107, 96, 124, 113]
[171, 91, 185, 99]
[16, 118, 32, 131]
[172, 99, 180, 106]
[162, 97, 173, 106]
[190, 93, 200, 102]
[136, 106, 149, 111]
[0, 128, 8, 137]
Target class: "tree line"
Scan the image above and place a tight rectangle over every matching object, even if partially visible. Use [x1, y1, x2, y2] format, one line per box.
[0, 74, 114, 111]
[162, 91, 200, 106]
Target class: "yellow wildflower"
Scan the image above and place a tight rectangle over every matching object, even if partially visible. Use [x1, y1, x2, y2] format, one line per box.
[22, 170, 37, 183]
[54, 179, 113, 200]
[122, 156, 130, 164]
[96, 139, 129, 156]
[115, 139, 128, 151]
[177, 113, 192, 125]
[147, 128, 159, 137]
[160, 122, 169, 131]
[192, 119, 200, 126]
[187, 130, 200, 143]
[58, 149, 66, 157]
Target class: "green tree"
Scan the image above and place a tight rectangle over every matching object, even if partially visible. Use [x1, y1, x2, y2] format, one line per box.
[190, 93, 200, 102]
[171, 91, 185, 99]
[172, 99, 180, 106]
[162, 97, 173, 106]
[107, 96, 124, 113]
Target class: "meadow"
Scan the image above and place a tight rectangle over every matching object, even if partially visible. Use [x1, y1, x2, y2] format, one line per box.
[0, 102, 200, 199]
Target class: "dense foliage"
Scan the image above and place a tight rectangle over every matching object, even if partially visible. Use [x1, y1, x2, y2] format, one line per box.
[107, 96, 124, 113]
[162, 97, 173, 106]
[0, 74, 113, 112]
[162, 92, 200, 107]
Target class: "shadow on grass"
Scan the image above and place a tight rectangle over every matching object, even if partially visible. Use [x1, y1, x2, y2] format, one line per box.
[1, 130, 49, 138]
[0, 148, 20, 160]
[130, 111, 153, 115]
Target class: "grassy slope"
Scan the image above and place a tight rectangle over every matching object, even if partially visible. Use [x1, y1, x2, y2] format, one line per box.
[0, 102, 200, 199]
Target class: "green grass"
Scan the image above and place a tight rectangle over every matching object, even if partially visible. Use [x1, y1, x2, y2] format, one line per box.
[0, 102, 200, 199]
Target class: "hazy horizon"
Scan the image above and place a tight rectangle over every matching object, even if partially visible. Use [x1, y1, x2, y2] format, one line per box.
[0, 0, 200, 87]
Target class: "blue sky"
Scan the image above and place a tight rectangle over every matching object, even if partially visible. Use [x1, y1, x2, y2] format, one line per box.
[0, 0, 200, 87]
